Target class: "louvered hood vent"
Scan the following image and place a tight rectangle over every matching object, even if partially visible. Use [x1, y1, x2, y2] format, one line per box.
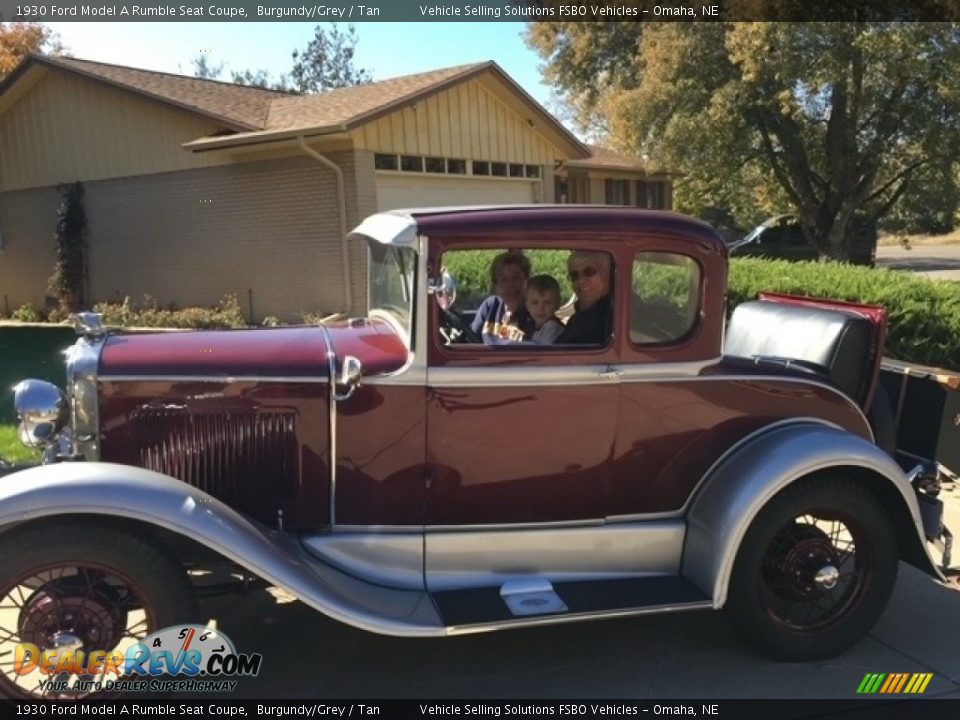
[135, 408, 299, 503]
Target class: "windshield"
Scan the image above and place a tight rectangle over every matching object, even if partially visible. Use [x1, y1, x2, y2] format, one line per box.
[368, 239, 416, 338]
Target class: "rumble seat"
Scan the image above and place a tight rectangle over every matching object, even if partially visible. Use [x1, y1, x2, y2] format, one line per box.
[725, 300, 874, 404]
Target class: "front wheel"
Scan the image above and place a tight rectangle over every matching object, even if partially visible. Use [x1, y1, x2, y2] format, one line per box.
[727, 477, 898, 661]
[0, 521, 198, 699]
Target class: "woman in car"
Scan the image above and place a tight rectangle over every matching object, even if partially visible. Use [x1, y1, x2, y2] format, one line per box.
[470, 250, 534, 344]
[556, 250, 613, 345]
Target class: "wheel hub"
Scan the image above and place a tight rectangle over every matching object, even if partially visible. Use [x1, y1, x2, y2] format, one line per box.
[814, 565, 841, 590]
[18, 573, 128, 653]
[764, 523, 840, 600]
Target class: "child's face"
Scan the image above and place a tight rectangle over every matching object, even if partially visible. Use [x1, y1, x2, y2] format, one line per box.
[526, 288, 559, 327]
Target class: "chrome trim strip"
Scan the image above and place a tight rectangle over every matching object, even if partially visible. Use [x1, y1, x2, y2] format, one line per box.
[425, 521, 685, 591]
[445, 600, 712, 636]
[426, 518, 605, 532]
[318, 324, 339, 529]
[301, 532, 424, 590]
[428, 364, 618, 388]
[98, 375, 330, 384]
[65, 335, 106, 461]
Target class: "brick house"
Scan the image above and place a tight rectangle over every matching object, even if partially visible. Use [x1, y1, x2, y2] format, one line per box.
[0, 55, 671, 321]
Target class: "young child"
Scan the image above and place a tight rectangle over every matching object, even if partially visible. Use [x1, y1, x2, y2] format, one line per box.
[524, 274, 565, 345]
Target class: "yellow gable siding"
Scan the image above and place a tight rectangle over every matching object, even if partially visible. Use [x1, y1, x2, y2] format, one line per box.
[0, 71, 233, 191]
[350, 78, 560, 166]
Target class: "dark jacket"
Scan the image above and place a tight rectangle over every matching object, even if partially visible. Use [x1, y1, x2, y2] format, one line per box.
[556, 294, 613, 345]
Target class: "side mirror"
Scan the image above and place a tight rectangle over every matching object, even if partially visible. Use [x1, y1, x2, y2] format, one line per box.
[429, 267, 457, 311]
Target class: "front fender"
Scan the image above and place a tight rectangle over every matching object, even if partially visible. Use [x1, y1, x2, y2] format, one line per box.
[682, 422, 943, 608]
[0, 463, 442, 637]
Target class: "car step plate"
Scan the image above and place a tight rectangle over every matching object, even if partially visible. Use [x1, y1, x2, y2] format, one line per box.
[499, 578, 568, 616]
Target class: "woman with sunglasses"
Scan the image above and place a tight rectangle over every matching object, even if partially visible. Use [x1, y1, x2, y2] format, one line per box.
[555, 250, 613, 345]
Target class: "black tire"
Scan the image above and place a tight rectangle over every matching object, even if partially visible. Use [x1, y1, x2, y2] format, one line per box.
[727, 476, 898, 661]
[0, 520, 198, 700]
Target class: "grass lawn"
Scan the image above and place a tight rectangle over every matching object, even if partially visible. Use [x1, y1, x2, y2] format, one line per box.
[0, 424, 40, 464]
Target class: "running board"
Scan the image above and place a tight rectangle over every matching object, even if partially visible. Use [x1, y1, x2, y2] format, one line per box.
[433, 576, 711, 634]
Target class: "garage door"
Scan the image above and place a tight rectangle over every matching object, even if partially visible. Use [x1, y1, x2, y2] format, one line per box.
[376, 174, 537, 211]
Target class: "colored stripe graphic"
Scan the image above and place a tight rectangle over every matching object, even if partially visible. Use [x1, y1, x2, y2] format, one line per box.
[858, 672, 931, 694]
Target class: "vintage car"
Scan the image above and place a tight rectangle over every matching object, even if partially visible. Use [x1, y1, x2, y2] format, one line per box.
[1, 206, 952, 699]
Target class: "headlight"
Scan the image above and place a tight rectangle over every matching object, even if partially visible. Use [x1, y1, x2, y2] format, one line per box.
[13, 379, 67, 448]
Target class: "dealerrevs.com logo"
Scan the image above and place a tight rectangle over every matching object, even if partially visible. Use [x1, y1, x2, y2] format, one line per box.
[14, 625, 262, 694]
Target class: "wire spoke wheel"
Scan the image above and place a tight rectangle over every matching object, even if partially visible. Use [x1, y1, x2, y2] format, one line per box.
[0, 522, 197, 700]
[0, 561, 157, 699]
[728, 477, 898, 661]
[758, 513, 869, 632]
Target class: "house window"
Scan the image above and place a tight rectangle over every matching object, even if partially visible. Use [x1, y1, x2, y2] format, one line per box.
[448, 159, 467, 174]
[509, 164, 525, 178]
[472, 161, 490, 176]
[605, 179, 630, 206]
[491, 162, 508, 177]
[525, 165, 541, 178]
[425, 157, 445, 173]
[400, 155, 424, 172]
[636, 180, 667, 209]
[374, 153, 398, 170]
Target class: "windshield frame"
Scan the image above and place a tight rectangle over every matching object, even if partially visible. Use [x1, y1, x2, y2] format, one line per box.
[367, 237, 417, 344]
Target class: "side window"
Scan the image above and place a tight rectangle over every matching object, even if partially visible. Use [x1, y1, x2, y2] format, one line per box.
[630, 252, 701, 345]
[437, 248, 614, 348]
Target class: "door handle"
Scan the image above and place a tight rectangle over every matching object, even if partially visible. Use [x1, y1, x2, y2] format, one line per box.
[599, 366, 623, 381]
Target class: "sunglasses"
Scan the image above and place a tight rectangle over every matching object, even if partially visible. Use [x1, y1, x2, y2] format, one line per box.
[568, 266, 600, 282]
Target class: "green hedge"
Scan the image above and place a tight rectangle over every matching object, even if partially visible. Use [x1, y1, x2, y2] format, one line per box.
[728, 259, 960, 372]
[443, 251, 960, 372]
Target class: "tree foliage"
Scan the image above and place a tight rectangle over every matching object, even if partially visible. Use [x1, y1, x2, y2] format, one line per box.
[48, 182, 87, 315]
[290, 24, 371, 93]
[190, 24, 369, 94]
[0, 22, 62, 80]
[528, 21, 960, 258]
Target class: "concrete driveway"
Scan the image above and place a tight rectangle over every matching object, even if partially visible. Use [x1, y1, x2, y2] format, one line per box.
[191, 484, 960, 700]
[876, 244, 960, 281]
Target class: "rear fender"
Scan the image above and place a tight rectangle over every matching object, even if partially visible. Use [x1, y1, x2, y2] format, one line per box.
[0, 462, 441, 636]
[682, 422, 943, 608]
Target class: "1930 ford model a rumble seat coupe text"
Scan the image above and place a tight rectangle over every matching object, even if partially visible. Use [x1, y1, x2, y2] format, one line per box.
[1, 207, 952, 698]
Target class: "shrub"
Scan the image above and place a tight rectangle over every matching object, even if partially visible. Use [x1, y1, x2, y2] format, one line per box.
[92, 294, 248, 329]
[11, 303, 44, 323]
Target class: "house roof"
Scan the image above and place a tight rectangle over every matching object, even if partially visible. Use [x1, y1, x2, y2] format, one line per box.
[1, 55, 588, 158]
[13, 55, 291, 131]
[564, 144, 650, 172]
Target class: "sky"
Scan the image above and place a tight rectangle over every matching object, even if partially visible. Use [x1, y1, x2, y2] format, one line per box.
[45, 22, 559, 108]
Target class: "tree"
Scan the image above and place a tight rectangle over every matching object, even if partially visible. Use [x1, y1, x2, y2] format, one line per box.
[0, 22, 62, 80]
[528, 22, 960, 259]
[290, 24, 371, 93]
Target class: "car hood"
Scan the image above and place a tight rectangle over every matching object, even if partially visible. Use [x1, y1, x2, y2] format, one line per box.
[98, 320, 409, 379]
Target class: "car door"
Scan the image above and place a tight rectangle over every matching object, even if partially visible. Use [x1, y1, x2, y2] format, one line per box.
[422, 241, 620, 588]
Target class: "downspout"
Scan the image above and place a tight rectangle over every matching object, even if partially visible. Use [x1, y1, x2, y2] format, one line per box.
[298, 136, 352, 313]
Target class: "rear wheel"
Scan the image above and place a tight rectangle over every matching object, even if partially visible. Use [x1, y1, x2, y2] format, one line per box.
[0, 521, 198, 699]
[727, 477, 898, 660]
